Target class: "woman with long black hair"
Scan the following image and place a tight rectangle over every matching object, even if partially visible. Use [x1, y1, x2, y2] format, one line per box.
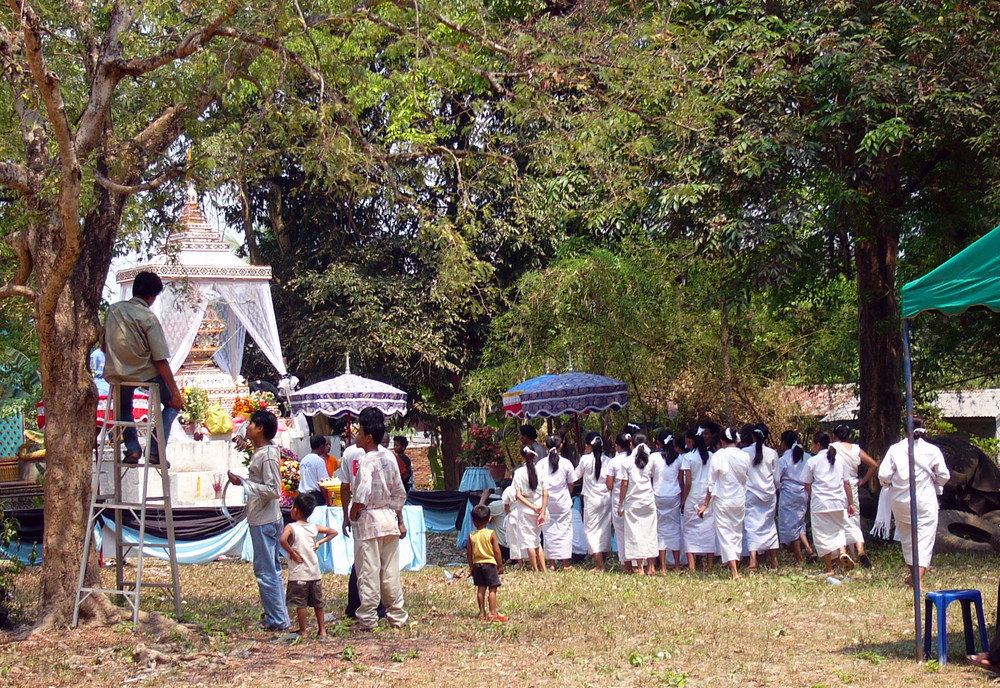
[513, 446, 549, 572]
[616, 434, 660, 575]
[575, 432, 612, 571]
[681, 427, 715, 571]
[540, 434, 576, 571]
[742, 424, 780, 571]
[651, 430, 683, 572]
[777, 430, 816, 566]
[602, 432, 634, 569]
[805, 431, 855, 575]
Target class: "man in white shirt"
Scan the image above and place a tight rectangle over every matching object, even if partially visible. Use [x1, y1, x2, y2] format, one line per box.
[298, 435, 331, 506]
[348, 408, 409, 629]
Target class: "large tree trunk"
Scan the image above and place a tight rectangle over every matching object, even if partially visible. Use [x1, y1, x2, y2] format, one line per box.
[854, 215, 902, 460]
[34, 197, 123, 628]
[438, 417, 463, 490]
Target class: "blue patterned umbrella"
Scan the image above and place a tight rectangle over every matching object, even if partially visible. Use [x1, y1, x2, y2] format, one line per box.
[501, 374, 558, 418]
[288, 360, 407, 418]
[517, 372, 628, 419]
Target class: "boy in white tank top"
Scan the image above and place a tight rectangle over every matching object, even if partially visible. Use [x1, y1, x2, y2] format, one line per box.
[280, 493, 339, 638]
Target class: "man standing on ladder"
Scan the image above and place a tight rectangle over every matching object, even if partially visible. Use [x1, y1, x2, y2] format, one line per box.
[102, 271, 184, 464]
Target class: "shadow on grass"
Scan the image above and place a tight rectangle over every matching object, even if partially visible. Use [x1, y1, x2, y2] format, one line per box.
[841, 628, 990, 664]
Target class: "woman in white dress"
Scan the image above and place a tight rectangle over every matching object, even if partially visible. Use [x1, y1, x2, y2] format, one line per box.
[540, 434, 577, 571]
[616, 434, 660, 575]
[501, 482, 523, 568]
[831, 424, 878, 568]
[512, 446, 549, 572]
[576, 432, 612, 571]
[804, 431, 855, 574]
[651, 430, 683, 572]
[743, 424, 780, 571]
[777, 430, 817, 566]
[681, 427, 715, 571]
[602, 433, 633, 570]
[698, 427, 750, 579]
[875, 419, 950, 588]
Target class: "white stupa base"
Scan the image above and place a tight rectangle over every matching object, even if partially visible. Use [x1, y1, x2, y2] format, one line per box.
[95, 426, 307, 506]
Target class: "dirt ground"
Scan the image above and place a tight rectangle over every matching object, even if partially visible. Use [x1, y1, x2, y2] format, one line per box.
[2, 540, 999, 687]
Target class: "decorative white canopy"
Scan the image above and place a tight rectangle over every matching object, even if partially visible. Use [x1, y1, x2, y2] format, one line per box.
[116, 184, 286, 379]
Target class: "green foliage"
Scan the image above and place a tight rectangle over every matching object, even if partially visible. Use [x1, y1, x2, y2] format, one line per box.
[0, 346, 40, 419]
[970, 436, 1000, 462]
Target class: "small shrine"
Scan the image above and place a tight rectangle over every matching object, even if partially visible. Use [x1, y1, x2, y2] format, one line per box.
[115, 183, 287, 411]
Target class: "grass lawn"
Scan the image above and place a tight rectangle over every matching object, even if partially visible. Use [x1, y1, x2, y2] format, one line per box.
[1, 542, 998, 687]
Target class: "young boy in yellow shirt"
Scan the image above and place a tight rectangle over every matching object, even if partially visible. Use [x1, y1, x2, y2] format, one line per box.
[466, 505, 505, 621]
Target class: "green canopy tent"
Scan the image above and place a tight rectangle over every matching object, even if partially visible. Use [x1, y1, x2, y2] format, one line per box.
[899, 222, 1000, 661]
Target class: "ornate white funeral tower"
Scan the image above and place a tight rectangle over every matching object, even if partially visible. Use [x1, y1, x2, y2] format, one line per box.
[116, 182, 287, 409]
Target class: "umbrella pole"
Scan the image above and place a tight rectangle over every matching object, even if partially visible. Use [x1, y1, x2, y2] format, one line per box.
[346, 411, 352, 445]
[574, 414, 583, 453]
[903, 319, 922, 662]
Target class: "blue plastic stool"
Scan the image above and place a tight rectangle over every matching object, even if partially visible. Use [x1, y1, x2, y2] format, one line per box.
[924, 589, 990, 665]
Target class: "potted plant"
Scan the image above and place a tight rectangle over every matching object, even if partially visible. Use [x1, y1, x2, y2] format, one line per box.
[461, 424, 507, 482]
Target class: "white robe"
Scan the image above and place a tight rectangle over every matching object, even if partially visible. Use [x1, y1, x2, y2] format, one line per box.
[540, 455, 576, 560]
[576, 452, 612, 554]
[651, 452, 683, 552]
[743, 445, 779, 553]
[681, 450, 716, 555]
[621, 457, 659, 561]
[833, 442, 866, 546]
[512, 465, 546, 550]
[708, 447, 750, 564]
[777, 450, 811, 545]
[878, 437, 950, 567]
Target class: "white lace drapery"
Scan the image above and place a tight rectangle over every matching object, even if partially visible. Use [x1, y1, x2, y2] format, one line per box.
[120, 278, 285, 379]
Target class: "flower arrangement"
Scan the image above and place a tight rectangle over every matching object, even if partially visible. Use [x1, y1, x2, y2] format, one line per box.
[233, 390, 278, 418]
[279, 446, 300, 499]
[459, 423, 505, 467]
[232, 396, 256, 417]
[178, 386, 209, 427]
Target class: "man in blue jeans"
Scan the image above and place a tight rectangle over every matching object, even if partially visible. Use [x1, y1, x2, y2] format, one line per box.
[102, 271, 184, 464]
[228, 410, 290, 631]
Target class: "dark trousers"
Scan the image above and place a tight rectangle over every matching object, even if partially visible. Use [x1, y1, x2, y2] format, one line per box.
[345, 565, 386, 619]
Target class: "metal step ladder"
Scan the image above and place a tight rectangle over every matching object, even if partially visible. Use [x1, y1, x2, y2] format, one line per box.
[72, 381, 182, 626]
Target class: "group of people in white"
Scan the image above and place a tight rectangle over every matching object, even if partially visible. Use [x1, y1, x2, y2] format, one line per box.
[500, 420, 950, 583]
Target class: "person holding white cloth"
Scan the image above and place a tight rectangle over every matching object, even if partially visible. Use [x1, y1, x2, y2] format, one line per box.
[540, 434, 576, 571]
[616, 434, 660, 575]
[576, 433, 612, 571]
[874, 419, 950, 588]
[698, 427, 750, 579]
[804, 431, 855, 575]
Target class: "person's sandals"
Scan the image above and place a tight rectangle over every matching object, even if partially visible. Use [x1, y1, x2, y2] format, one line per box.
[122, 451, 142, 464]
[858, 553, 873, 569]
[805, 551, 819, 564]
[838, 553, 855, 571]
[487, 613, 508, 622]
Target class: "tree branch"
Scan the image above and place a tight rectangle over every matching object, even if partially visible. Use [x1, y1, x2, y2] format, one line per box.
[386, 0, 519, 59]
[93, 167, 184, 196]
[74, 4, 136, 159]
[115, 1, 239, 77]
[0, 161, 40, 194]
[0, 231, 36, 302]
[8, 0, 82, 320]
